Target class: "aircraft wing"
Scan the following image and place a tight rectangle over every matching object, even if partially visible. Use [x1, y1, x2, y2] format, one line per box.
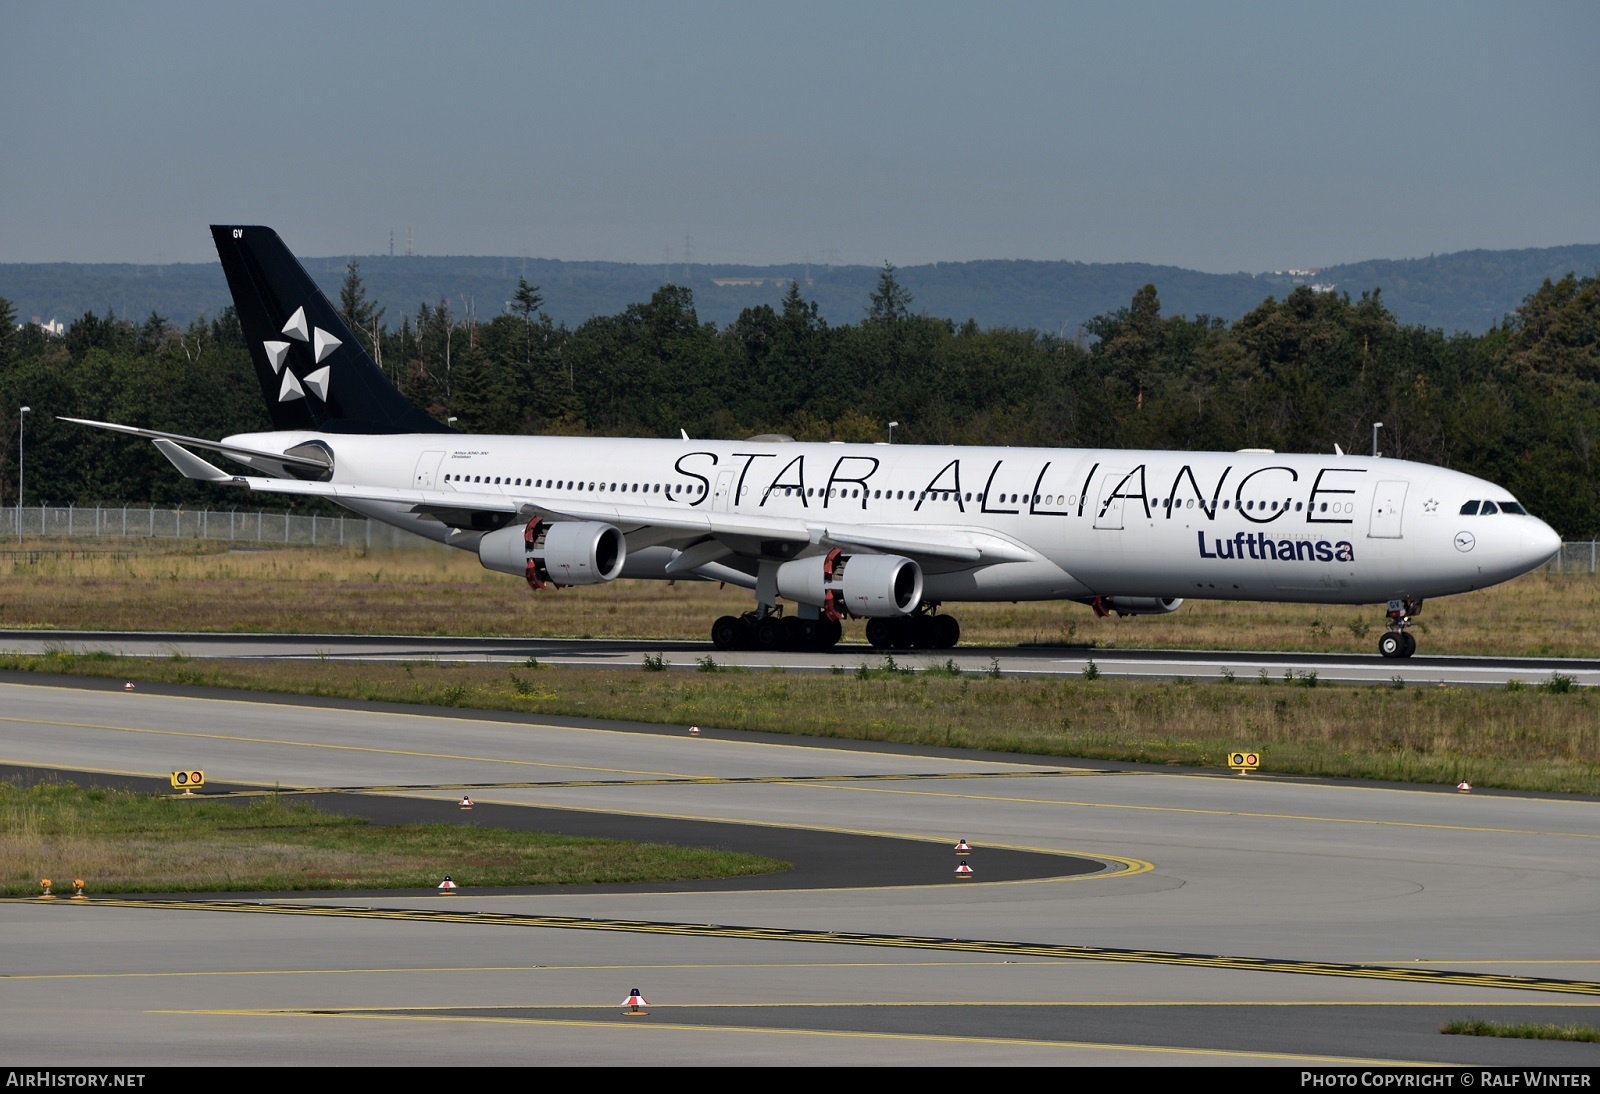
[150, 439, 1035, 566]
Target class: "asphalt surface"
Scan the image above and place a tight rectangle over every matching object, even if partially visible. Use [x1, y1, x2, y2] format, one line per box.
[3, 678, 1599, 1067]
[7, 628, 1600, 687]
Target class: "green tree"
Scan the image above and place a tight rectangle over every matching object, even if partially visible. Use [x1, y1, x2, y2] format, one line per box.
[867, 262, 912, 324]
[338, 260, 386, 368]
[0, 295, 16, 371]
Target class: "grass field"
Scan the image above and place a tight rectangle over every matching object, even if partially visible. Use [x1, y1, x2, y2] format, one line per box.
[3, 541, 1597, 796]
[2, 540, 1598, 657]
[1440, 1018, 1600, 1042]
[4, 646, 1597, 794]
[0, 780, 785, 896]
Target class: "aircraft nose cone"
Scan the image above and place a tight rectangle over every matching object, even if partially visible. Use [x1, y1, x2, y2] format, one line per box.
[1523, 521, 1562, 568]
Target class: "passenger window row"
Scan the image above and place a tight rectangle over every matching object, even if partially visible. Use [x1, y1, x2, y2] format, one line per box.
[438, 472, 1402, 517]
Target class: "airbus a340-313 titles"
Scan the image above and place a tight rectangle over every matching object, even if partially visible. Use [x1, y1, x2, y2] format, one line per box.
[65, 226, 1561, 659]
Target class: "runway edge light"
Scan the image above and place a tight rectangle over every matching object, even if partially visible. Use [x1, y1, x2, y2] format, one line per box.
[438, 875, 457, 894]
[459, 795, 474, 810]
[1229, 751, 1260, 775]
[954, 838, 972, 854]
[623, 988, 649, 1016]
[170, 770, 205, 796]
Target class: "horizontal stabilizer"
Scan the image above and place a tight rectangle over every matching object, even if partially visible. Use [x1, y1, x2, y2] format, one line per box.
[61, 417, 332, 473]
[152, 439, 235, 482]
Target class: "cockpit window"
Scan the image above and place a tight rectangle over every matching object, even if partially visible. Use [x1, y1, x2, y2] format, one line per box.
[1459, 500, 1481, 515]
[1500, 501, 1527, 515]
[1479, 501, 1499, 515]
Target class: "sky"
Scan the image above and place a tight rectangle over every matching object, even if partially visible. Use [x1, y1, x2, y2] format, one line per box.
[3, 1, 1597, 271]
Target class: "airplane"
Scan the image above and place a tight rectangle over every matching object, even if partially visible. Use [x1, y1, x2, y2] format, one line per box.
[65, 225, 1563, 659]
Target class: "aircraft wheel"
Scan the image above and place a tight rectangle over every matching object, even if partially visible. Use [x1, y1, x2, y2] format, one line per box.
[816, 617, 843, 650]
[1377, 632, 1403, 659]
[1399, 631, 1417, 658]
[865, 618, 893, 649]
[785, 616, 816, 649]
[931, 615, 960, 649]
[755, 617, 786, 649]
[711, 616, 741, 650]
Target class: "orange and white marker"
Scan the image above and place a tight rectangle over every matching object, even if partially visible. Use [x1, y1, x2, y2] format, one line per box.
[622, 988, 649, 1015]
[954, 838, 972, 854]
[954, 860, 973, 879]
[689, 725, 700, 737]
[459, 795, 474, 810]
[438, 875, 457, 894]
[1457, 780, 1472, 793]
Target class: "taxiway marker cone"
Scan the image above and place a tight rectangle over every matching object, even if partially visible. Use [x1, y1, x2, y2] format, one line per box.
[622, 988, 650, 1015]
[954, 838, 972, 854]
[954, 860, 973, 879]
[123, 682, 135, 690]
[689, 725, 700, 737]
[1457, 780, 1472, 793]
[458, 795, 474, 810]
[437, 875, 457, 894]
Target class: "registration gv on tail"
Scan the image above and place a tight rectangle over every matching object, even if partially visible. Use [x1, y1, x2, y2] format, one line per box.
[67, 227, 1562, 658]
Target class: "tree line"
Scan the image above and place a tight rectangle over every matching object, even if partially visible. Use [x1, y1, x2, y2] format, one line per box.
[2, 263, 1598, 535]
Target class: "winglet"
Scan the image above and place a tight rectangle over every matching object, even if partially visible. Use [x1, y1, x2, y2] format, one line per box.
[152, 439, 235, 482]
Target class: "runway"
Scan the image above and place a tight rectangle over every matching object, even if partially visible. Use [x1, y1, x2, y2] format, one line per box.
[3, 678, 1600, 1066]
[6, 628, 1600, 687]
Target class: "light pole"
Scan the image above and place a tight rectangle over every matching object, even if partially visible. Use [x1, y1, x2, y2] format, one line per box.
[1371, 421, 1383, 458]
[887, 421, 899, 445]
[18, 406, 29, 543]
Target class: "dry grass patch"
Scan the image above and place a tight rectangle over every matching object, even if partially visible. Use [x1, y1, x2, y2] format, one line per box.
[0, 780, 784, 895]
[1, 541, 1597, 655]
[1440, 1018, 1600, 1042]
[6, 650, 1598, 794]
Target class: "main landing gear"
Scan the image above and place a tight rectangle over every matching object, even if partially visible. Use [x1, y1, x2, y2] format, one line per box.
[711, 609, 843, 651]
[865, 606, 960, 650]
[1377, 598, 1422, 659]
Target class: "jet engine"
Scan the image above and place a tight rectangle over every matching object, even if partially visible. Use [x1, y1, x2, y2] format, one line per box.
[776, 549, 923, 618]
[1090, 596, 1185, 617]
[478, 518, 626, 588]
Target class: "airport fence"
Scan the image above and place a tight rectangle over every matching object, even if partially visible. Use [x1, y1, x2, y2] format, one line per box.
[2, 505, 1599, 572]
[2, 505, 434, 551]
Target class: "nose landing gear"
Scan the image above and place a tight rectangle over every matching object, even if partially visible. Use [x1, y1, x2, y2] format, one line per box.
[1378, 598, 1422, 659]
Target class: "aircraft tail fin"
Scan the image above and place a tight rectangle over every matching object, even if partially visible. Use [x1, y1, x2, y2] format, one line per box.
[210, 225, 450, 435]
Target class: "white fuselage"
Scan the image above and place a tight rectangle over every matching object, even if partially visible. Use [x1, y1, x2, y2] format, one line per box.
[230, 431, 1562, 607]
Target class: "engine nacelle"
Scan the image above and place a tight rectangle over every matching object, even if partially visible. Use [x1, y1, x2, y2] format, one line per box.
[776, 550, 923, 619]
[478, 518, 626, 588]
[1091, 596, 1185, 617]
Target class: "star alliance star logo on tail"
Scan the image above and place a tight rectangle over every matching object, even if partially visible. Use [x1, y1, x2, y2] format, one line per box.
[261, 305, 341, 404]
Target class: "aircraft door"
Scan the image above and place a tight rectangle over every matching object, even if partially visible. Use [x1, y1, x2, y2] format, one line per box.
[712, 469, 736, 512]
[1369, 480, 1409, 539]
[414, 451, 445, 490]
[1093, 469, 1130, 530]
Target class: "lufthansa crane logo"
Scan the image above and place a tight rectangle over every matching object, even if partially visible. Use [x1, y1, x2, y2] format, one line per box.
[1454, 531, 1476, 553]
[262, 305, 340, 404]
